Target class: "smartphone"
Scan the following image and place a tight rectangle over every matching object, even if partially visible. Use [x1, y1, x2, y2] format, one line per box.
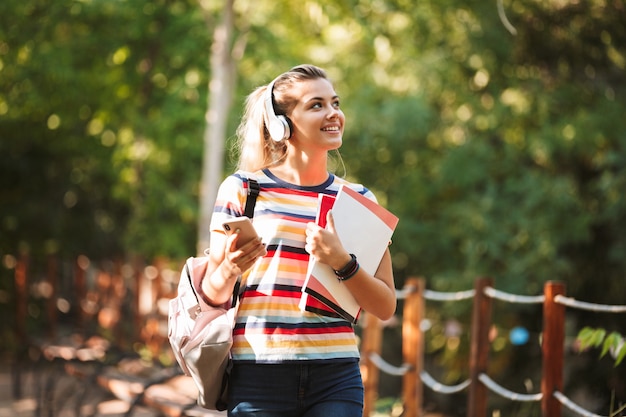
[222, 217, 259, 248]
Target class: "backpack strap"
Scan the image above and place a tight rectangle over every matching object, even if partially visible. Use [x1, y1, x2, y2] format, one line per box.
[243, 178, 260, 219]
[191, 177, 259, 310]
[188, 257, 241, 310]
[236, 176, 259, 306]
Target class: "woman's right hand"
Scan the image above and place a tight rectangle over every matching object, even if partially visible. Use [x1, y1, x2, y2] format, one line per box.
[202, 229, 266, 306]
[222, 231, 267, 279]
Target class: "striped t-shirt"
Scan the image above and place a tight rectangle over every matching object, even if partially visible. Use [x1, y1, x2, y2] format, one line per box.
[209, 168, 376, 363]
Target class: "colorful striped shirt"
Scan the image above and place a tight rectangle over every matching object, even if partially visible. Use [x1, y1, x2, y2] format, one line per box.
[210, 168, 377, 363]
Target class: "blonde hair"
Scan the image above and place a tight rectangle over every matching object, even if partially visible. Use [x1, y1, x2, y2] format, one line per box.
[235, 64, 329, 172]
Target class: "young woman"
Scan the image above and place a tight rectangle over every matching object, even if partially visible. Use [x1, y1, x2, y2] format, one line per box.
[201, 64, 396, 417]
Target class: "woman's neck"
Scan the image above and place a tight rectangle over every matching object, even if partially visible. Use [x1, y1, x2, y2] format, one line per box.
[269, 153, 329, 186]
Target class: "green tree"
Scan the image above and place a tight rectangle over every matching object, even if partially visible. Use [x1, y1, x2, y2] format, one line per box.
[1, 0, 211, 259]
[1, 1, 625, 412]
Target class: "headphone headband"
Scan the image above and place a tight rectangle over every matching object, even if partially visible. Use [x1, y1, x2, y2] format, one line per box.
[264, 78, 291, 142]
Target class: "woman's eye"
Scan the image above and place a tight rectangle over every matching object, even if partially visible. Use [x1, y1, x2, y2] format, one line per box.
[310, 100, 339, 109]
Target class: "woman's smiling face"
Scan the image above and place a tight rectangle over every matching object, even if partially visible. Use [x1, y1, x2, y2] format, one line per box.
[286, 78, 345, 152]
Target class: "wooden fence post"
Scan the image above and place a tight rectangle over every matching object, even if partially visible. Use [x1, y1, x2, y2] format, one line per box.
[361, 311, 382, 417]
[15, 253, 28, 348]
[13, 253, 28, 399]
[467, 277, 493, 417]
[46, 254, 58, 340]
[75, 255, 88, 334]
[132, 257, 144, 345]
[110, 260, 125, 348]
[541, 281, 566, 417]
[403, 278, 424, 417]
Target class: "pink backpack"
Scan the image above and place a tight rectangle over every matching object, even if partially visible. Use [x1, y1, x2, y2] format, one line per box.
[167, 177, 258, 410]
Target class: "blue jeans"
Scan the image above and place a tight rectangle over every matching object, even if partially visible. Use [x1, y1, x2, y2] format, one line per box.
[228, 360, 364, 417]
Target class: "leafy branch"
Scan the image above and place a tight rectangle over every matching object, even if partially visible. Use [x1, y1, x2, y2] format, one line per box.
[577, 327, 626, 417]
[577, 327, 626, 366]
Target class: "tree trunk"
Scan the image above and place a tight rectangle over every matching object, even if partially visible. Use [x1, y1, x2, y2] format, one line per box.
[197, 0, 237, 255]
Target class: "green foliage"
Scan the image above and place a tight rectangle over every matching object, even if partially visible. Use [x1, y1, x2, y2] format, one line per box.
[2, 0, 625, 414]
[578, 326, 626, 366]
[1, 0, 210, 259]
[333, 0, 626, 302]
[576, 326, 626, 416]
[1, 0, 625, 297]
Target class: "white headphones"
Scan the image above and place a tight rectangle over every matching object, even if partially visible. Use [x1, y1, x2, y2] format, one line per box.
[264, 78, 292, 142]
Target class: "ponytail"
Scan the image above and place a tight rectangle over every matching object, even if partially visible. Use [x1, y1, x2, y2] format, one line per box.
[235, 86, 286, 171]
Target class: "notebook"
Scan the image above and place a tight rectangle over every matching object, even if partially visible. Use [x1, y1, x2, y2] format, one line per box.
[300, 185, 399, 323]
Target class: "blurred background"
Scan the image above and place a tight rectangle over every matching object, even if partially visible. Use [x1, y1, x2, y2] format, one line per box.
[1, 0, 625, 416]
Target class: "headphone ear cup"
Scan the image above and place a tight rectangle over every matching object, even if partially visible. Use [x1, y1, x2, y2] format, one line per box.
[269, 115, 291, 142]
[279, 115, 292, 140]
[264, 78, 292, 142]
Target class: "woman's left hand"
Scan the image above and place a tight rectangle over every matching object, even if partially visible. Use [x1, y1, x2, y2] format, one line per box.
[305, 211, 352, 271]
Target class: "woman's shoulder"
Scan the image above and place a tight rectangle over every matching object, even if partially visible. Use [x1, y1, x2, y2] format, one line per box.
[226, 170, 266, 185]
